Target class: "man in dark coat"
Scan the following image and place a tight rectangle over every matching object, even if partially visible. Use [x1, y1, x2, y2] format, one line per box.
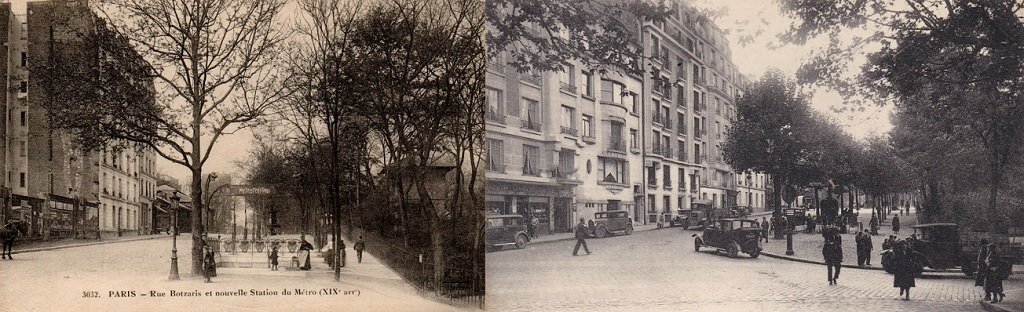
[572, 218, 591, 256]
[976, 239, 990, 300]
[892, 215, 901, 234]
[869, 214, 879, 235]
[861, 232, 873, 265]
[354, 235, 366, 264]
[883, 235, 895, 250]
[985, 244, 1008, 303]
[892, 240, 918, 300]
[855, 232, 866, 266]
[760, 217, 770, 242]
[822, 227, 843, 285]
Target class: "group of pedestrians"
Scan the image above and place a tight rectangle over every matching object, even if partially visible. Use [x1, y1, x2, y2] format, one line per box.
[975, 239, 1011, 303]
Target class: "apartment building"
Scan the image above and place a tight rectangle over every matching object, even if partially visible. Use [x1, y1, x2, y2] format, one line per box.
[0, 0, 159, 240]
[485, 0, 763, 231]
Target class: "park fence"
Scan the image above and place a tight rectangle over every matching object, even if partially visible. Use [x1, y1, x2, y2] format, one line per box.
[358, 230, 484, 309]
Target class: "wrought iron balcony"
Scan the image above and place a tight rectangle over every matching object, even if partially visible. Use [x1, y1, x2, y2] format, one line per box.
[559, 82, 577, 94]
[522, 166, 542, 176]
[521, 120, 542, 131]
[521, 73, 541, 85]
[486, 110, 505, 124]
[560, 126, 578, 136]
[607, 140, 626, 152]
[486, 163, 506, 173]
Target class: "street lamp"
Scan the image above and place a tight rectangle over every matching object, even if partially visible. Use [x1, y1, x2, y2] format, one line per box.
[169, 191, 181, 280]
[204, 173, 218, 236]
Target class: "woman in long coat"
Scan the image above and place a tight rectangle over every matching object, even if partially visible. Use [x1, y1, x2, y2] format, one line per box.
[975, 239, 990, 299]
[822, 226, 843, 285]
[892, 240, 918, 300]
[985, 245, 1008, 303]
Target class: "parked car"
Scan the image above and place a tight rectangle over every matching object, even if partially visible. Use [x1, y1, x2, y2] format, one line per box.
[670, 209, 689, 227]
[783, 208, 809, 227]
[882, 223, 1022, 276]
[592, 210, 633, 238]
[485, 214, 530, 249]
[730, 206, 751, 218]
[693, 218, 763, 258]
[684, 210, 708, 229]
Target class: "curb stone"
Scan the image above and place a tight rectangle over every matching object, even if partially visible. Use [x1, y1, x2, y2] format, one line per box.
[760, 250, 986, 280]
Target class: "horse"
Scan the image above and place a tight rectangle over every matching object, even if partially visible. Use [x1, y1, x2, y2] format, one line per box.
[0, 219, 27, 259]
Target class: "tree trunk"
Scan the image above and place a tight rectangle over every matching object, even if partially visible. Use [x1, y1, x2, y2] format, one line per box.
[988, 162, 1001, 234]
[190, 166, 204, 276]
[813, 187, 820, 219]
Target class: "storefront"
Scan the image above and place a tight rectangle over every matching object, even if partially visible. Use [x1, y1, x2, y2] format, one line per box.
[486, 180, 574, 234]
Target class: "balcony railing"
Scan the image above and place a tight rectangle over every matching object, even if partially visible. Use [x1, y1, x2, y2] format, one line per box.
[521, 120, 542, 131]
[486, 110, 505, 124]
[694, 129, 703, 139]
[607, 139, 626, 152]
[551, 168, 573, 179]
[522, 166, 542, 176]
[487, 60, 505, 74]
[559, 82, 577, 94]
[486, 163, 506, 173]
[521, 73, 541, 85]
[677, 125, 686, 135]
[653, 113, 666, 125]
[582, 134, 596, 144]
[560, 126, 578, 136]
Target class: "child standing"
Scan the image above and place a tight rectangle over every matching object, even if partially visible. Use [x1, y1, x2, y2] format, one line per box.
[270, 246, 279, 271]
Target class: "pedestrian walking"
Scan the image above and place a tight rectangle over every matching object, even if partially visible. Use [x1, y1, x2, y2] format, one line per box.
[270, 246, 279, 271]
[203, 243, 216, 283]
[976, 239, 990, 300]
[354, 235, 365, 264]
[869, 214, 879, 235]
[298, 235, 314, 270]
[572, 218, 591, 256]
[863, 233, 873, 265]
[530, 216, 540, 238]
[892, 215, 901, 234]
[760, 217, 770, 242]
[985, 244, 1009, 303]
[822, 226, 843, 285]
[339, 239, 347, 268]
[892, 240, 919, 300]
[856, 231, 867, 266]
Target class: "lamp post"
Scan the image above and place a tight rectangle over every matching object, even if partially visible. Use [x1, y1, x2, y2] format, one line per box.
[169, 191, 181, 280]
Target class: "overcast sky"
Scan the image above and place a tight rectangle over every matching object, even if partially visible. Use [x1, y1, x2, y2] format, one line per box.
[692, 0, 893, 140]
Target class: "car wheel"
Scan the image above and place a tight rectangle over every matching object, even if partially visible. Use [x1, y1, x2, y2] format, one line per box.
[515, 234, 528, 249]
[624, 225, 634, 235]
[669, 220, 675, 227]
[749, 248, 760, 258]
[726, 242, 739, 258]
[693, 238, 701, 252]
[596, 227, 609, 238]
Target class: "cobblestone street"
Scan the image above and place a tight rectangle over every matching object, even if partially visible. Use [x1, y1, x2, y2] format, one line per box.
[487, 227, 1022, 312]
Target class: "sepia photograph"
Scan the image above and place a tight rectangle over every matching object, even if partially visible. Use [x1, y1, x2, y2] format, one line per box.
[484, 0, 1023, 311]
[0, 0, 485, 311]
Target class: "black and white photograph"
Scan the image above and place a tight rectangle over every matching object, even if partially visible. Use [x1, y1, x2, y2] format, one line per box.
[484, 0, 1023, 311]
[0, 0, 485, 311]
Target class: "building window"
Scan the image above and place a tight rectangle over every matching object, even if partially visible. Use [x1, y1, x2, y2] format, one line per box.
[559, 64, 575, 88]
[522, 144, 540, 176]
[561, 105, 576, 133]
[663, 165, 671, 188]
[486, 139, 504, 172]
[663, 196, 671, 213]
[523, 98, 540, 130]
[630, 129, 638, 148]
[19, 81, 27, 93]
[647, 166, 656, 185]
[19, 141, 26, 157]
[557, 149, 575, 177]
[20, 52, 26, 67]
[19, 172, 25, 188]
[598, 158, 626, 183]
[583, 70, 594, 97]
[609, 121, 624, 150]
[678, 168, 686, 189]
[631, 93, 639, 113]
[486, 88, 503, 115]
[582, 115, 593, 138]
[20, 111, 26, 127]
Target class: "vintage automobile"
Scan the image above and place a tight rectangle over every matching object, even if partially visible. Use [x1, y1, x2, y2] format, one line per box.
[485, 214, 530, 249]
[882, 223, 1022, 275]
[592, 210, 634, 238]
[670, 209, 689, 227]
[683, 210, 708, 229]
[730, 206, 752, 218]
[783, 208, 809, 227]
[692, 218, 763, 258]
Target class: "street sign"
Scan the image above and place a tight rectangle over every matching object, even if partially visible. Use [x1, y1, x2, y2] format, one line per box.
[225, 185, 276, 196]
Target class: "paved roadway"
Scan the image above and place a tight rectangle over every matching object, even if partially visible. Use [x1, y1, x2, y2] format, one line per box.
[487, 227, 1021, 312]
[0, 234, 461, 312]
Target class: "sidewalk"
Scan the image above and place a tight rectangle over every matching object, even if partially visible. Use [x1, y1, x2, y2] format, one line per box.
[982, 288, 1024, 312]
[10, 233, 170, 255]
